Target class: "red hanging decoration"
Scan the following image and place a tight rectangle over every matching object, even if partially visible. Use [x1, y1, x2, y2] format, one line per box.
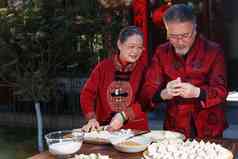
[132, 0, 149, 64]
[152, 3, 171, 28]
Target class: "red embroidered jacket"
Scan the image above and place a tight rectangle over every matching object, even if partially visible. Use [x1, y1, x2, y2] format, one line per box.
[80, 54, 149, 131]
[140, 35, 228, 138]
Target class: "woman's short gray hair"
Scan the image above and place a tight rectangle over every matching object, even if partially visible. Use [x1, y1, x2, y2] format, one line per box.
[118, 26, 144, 43]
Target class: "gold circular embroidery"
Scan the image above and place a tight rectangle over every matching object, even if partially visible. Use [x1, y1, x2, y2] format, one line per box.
[107, 81, 132, 112]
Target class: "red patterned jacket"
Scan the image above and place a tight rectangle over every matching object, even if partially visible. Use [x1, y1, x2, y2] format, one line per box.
[140, 35, 228, 138]
[80, 54, 149, 131]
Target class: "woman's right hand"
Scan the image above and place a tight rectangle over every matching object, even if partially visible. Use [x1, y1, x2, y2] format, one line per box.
[81, 118, 100, 132]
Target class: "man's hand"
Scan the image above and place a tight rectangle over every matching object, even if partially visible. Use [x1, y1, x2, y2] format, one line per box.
[161, 77, 200, 99]
[179, 82, 200, 98]
[81, 118, 100, 132]
[161, 77, 181, 100]
[107, 112, 126, 131]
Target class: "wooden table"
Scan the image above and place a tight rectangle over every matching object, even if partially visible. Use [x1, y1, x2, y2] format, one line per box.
[29, 138, 238, 159]
[28, 143, 143, 159]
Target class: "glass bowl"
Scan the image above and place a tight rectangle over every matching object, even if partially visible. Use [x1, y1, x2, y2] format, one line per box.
[45, 130, 84, 157]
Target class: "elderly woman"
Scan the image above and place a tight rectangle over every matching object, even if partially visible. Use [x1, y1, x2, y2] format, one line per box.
[80, 26, 149, 132]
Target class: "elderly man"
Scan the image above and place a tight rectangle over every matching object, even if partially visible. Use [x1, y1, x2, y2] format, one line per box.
[141, 4, 228, 138]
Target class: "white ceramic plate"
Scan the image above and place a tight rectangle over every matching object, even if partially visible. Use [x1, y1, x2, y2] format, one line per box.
[112, 136, 151, 153]
[142, 130, 185, 142]
[83, 129, 134, 144]
[84, 130, 111, 144]
[227, 91, 238, 101]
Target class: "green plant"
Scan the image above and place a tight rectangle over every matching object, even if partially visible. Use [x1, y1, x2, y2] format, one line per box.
[0, 1, 79, 151]
[0, 6, 77, 101]
[0, 0, 128, 151]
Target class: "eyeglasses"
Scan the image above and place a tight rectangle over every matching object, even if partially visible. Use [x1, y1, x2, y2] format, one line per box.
[167, 26, 195, 41]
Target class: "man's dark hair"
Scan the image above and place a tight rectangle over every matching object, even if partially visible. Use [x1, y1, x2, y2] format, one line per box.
[118, 26, 144, 43]
[163, 4, 196, 24]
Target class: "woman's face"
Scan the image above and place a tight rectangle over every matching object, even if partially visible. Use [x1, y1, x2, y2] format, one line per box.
[117, 34, 144, 64]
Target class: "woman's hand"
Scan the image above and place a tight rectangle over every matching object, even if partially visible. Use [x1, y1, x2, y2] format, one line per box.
[81, 118, 100, 132]
[107, 112, 126, 131]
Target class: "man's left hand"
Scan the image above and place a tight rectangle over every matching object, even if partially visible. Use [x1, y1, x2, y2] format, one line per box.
[179, 82, 200, 98]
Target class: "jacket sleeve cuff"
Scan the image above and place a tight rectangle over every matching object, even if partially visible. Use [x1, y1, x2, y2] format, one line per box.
[198, 88, 207, 108]
[85, 112, 96, 121]
[152, 89, 164, 103]
[124, 107, 135, 121]
[198, 88, 206, 101]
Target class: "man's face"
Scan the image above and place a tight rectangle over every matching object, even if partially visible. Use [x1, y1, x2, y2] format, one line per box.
[165, 21, 196, 55]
